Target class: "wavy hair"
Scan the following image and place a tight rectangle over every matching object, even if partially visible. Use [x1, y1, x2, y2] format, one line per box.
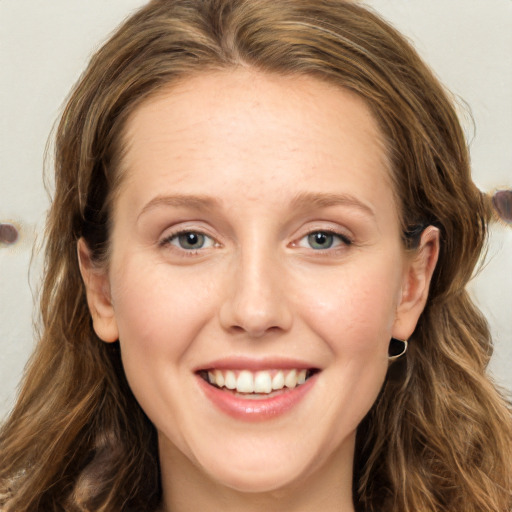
[1, 1, 511, 510]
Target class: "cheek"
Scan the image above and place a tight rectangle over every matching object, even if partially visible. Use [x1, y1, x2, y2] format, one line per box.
[294, 258, 401, 357]
[110, 258, 219, 363]
[107, 257, 223, 438]
[285, 263, 400, 450]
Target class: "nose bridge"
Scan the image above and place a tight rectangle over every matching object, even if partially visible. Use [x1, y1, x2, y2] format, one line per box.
[220, 237, 292, 337]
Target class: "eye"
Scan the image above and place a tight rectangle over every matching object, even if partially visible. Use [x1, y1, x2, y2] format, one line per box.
[162, 231, 216, 251]
[298, 230, 351, 250]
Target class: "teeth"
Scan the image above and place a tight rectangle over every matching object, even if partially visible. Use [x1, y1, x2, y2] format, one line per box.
[224, 370, 236, 390]
[237, 370, 254, 393]
[271, 371, 285, 390]
[205, 368, 312, 394]
[254, 372, 272, 393]
[284, 369, 297, 389]
[214, 370, 225, 387]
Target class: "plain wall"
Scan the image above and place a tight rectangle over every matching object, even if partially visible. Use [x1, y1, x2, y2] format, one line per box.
[1, 0, 511, 420]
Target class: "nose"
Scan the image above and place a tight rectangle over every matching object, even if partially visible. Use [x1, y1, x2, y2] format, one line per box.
[219, 248, 293, 338]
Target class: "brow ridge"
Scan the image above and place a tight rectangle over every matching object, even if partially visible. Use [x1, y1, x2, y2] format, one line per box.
[290, 192, 376, 217]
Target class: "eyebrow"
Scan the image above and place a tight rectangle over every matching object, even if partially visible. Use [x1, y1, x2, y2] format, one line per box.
[137, 194, 220, 221]
[290, 192, 376, 218]
[137, 191, 376, 221]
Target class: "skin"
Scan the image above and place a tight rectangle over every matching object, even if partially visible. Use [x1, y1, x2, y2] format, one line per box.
[79, 69, 439, 512]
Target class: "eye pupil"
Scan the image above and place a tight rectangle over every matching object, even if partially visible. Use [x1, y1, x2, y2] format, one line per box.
[308, 232, 333, 249]
[178, 232, 205, 249]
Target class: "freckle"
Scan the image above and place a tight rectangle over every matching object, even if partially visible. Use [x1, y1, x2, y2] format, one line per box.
[0, 223, 19, 245]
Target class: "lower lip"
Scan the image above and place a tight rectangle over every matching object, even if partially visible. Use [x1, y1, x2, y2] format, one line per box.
[197, 373, 317, 422]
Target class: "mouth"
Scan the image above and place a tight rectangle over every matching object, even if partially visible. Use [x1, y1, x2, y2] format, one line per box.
[197, 368, 319, 399]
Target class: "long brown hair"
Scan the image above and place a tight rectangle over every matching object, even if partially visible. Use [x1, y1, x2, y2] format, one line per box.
[1, 1, 511, 510]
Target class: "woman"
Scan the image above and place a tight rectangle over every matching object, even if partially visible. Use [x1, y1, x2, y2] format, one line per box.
[1, 0, 511, 511]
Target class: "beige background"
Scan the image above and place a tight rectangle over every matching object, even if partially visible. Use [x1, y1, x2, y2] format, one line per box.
[1, 0, 511, 420]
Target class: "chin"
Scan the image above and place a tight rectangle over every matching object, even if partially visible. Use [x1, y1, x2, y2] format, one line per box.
[208, 463, 306, 494]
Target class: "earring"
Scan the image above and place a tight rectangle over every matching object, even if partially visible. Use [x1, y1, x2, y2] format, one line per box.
[388, 337, 408, 360]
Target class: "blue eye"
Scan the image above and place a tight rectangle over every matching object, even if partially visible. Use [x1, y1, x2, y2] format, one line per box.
[164, 231, 215, 251]
[299, 231, 351, 250]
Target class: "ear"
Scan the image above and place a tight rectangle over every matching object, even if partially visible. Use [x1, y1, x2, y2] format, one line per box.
[77, 238, 119, 343]
[392, 226, 440, 340]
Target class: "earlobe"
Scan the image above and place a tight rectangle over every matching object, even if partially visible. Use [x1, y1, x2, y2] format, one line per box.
[77, 238, 119, 343]
[392, 226, 440, 340]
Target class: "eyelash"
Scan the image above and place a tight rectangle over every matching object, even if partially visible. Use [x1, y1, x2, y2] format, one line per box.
[296, 230, 353, 252]
[159, 230, 217, 255]
[159, 228, 353, 256]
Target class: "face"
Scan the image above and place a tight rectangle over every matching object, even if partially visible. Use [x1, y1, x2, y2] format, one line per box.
[81, 69, 435, 497]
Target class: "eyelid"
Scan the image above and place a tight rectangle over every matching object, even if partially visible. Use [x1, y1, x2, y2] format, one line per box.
[291, 223, 354, 245]
[297, 229, 352, 248]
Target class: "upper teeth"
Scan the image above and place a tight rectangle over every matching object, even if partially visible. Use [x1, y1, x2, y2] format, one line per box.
[206, 369, 309, 394]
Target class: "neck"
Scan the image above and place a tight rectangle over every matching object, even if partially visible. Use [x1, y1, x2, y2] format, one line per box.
[158, 435, 357, 512]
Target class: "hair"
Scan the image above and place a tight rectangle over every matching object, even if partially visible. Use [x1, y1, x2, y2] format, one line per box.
[1, 0, 511, 510]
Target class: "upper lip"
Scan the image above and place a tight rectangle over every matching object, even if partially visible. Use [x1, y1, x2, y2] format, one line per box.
[194, 356, 320, 372]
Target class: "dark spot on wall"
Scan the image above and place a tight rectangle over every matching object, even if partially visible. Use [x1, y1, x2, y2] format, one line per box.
[492, 190, 512, 224]
[0, 223, 19, 245]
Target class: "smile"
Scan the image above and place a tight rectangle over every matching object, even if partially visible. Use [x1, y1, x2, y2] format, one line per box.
[199, 368, 316, 395]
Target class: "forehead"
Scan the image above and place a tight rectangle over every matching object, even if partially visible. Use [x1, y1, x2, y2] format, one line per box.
[117, 69, 395, 217]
